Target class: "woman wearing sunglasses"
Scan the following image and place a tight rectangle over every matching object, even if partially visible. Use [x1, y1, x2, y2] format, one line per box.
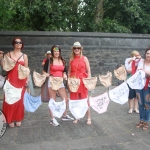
[2, 37, 28, 127]
[68, 42, 92, 125]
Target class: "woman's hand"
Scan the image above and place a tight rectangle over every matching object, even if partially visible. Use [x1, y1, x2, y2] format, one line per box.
[63, 72, 67, 80]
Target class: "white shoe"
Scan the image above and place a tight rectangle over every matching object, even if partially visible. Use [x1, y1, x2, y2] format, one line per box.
[134, 109, 139, 114]
[50, 118, 59, 126]
[128, 109, 133, 114]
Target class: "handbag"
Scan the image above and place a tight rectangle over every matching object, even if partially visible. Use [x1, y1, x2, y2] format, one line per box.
[114, 65, 127, 81]
[49, 76, 63, 90]
[33, 71, 46, 87]
[99, 72, 112, 87]
[83, 77, 97, 91]
[18, 64, 30, 80]
[67, 77, 80, 92]
[3, 55, 16, 72]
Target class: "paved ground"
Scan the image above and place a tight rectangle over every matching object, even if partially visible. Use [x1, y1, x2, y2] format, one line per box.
[0, 86, 150, 150]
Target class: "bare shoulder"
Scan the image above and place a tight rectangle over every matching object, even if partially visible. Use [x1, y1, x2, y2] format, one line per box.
[23, 54, 28, 59]
[83, 56, 89, 62]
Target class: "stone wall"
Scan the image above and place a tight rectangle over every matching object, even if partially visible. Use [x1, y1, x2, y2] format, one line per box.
[0, 31, 150, 85]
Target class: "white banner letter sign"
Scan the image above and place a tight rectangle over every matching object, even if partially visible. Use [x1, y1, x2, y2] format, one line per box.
[89, 92, 110, 114]
[127, 70, 146, 90]
[109, 82, 129, 105]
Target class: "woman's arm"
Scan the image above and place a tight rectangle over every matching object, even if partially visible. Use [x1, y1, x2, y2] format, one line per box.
[24, 54, 28, 68]
[68, 59, 71, 77]
[84, 56, 91, 78]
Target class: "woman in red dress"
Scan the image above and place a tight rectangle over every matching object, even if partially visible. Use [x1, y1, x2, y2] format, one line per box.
[2, 37, 28, 127]
[68, 41, 92, 125]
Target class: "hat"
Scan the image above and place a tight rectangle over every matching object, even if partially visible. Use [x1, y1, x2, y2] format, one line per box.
[72, 42, 81, 47]
[45, 51, 51, 56]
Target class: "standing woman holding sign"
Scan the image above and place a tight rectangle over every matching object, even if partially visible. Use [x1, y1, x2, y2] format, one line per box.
[68, 42, 92, 125]
[136, 47, 150, 130]
[2, 37, 28, 127]
[125, 50, 142, 114]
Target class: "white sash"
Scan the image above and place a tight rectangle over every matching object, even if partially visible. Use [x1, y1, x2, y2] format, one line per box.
[3, 80, 22, 104]
[108, 82, 129, 105]
[127, 70, 146, 90]
[48, 98, 66, 118]
[89, 92, 110, 114]
[69, 98, 88, 119]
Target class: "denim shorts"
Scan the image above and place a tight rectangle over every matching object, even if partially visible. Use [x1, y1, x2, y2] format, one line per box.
[128, 84, 136, 99]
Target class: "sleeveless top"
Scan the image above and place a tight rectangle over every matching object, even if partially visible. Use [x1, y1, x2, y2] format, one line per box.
[70, 55, 88, 78]
[50, 65, 64, 77]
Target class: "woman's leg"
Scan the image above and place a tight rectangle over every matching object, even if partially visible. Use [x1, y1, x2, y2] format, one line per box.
[142, 87, 150, 130]
[48, 87, 56, 119]
[58, 87, 74, 120]
[133, 98, 139, 113]
[136, 89, 145, 128]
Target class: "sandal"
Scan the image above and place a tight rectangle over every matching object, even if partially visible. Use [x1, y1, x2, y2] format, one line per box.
[16, 121, 21, 127]
[143, 122, 148, 130]
[87, 119, 91, 125]
[136, 121, 144, 128]
[73, 119, 79, 124]
[9, 122, 14, 128]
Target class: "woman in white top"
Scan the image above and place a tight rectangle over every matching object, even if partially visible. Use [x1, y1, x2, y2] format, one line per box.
[135, 47, 150, 130]
[125, 51, 141, 114]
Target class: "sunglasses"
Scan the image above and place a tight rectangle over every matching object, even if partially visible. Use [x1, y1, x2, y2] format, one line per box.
[14, 41, 23, 44]
[73, 47, 81, 50]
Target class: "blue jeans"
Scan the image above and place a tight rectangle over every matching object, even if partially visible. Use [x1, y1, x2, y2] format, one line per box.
[136, 87, 150, 123]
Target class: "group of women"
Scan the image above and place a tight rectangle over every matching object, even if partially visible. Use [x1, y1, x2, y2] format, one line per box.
[0, 37, 150, 131]
[0, 38, 91, 128]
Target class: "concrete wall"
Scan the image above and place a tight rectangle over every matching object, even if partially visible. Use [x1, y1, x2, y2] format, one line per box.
[0, 31, 150, 85]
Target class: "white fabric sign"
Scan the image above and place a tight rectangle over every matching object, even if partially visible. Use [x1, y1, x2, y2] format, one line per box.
[127, 70, 146, 90]
[69, 98, 88, 119]
[108, 82, 129, 105]
[3, 80, 22, 104]
[48, 98, 66, 118]
[89, 92, 110, 114]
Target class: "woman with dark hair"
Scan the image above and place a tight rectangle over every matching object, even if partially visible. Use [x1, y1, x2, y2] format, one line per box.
[2, 37, 28, 127]
[43, 45, 74, 126]
[136, 47, 150, 130]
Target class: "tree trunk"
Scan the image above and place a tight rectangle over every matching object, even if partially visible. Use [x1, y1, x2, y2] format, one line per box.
[94, 0, 104, 24]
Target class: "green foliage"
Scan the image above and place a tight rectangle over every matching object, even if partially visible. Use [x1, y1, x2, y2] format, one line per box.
[0, 0, 150, 33]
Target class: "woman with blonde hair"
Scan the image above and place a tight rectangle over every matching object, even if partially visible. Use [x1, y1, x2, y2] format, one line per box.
[125, 50, 142, 114]
[68, 41, 92, 125]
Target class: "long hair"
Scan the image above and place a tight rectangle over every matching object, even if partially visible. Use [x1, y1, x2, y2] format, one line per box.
[50, 45, 66, 65]
[144, 47, 150, 59]
[12, 37, 24, 49]
[70, 46, 83, 61]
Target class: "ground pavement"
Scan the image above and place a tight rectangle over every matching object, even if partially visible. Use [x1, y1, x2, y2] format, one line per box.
[0, 86, 150, 150]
